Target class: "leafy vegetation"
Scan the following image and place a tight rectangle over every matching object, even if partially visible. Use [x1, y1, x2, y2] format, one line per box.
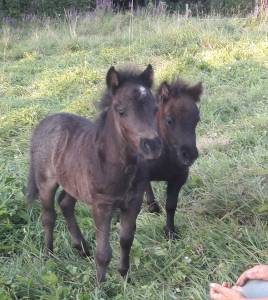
[0, 0, 95, 18]
[0, 11, 267, 299]
[0, 0, 254, 18]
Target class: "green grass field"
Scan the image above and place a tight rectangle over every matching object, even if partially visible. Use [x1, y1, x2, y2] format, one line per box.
[0, 11, 268, 299]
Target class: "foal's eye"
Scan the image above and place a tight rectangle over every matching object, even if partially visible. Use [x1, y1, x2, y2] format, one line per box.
[154, 107, 158, 115]
[166, 116, 174, 126]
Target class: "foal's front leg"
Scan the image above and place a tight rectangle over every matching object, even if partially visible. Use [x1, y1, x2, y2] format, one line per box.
[92, 203, 113, 283]
[118, 196, 143, 277]
[165, 175, 188, 239]
[165, 181, 180, 239]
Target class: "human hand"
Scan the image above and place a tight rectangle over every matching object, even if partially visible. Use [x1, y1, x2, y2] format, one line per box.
[210, 283, 245, 300]
[236, 265, 268, 286]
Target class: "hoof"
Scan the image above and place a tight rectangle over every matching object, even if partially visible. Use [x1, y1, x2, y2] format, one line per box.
[79, 249, 91, 258]
[148, 202, 161, 214]
[96, 275, 106, 284]
[44, 247, 54, 258]
[118, 268, 131, 283]
[96, 268, 107, 284]
[74, 244, 91, 257]
[118, 267, 128, 277]
[164, 226, 179, 240]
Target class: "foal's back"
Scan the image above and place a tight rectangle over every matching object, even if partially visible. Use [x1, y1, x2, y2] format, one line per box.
[31, 113, 97, 201]
[32, 112, 95, 143]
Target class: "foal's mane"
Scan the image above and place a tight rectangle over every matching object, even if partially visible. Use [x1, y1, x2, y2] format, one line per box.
[159, 78, 202, 103]
[166, 79, 193, 98]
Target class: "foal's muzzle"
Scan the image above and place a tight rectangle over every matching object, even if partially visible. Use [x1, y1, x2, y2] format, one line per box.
[179, 145, 199, 167]
[140, 137, 162, 160]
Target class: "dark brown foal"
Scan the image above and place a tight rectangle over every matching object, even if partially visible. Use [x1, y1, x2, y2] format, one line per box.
[27, 65, 162, 282]
[145, 79, 203, 238]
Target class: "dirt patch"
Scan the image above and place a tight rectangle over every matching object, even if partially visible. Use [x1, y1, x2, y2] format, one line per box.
[198, 134, 231, 152]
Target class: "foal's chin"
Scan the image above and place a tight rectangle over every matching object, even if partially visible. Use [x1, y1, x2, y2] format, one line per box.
[140, 148, 162, 161]
[176, 155, 196, 167]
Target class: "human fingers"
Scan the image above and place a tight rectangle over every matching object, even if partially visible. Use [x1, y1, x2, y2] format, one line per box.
[236, 268, 256, 286]
[210, 289, 225, 300]
[210, 283, 243, 298]
[210, 283, 229, 294]
[236, 265, 267, 286]
[222, 282, 231, 288]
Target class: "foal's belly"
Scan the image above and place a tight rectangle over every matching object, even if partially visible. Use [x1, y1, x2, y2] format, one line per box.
[57, 163, 138, 207]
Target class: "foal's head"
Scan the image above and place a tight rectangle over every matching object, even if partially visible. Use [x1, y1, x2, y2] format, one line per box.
[101, 65, 162, 160]
[157, 79, 203, 167]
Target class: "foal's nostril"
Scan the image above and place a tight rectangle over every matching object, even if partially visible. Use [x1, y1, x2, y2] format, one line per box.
[141, 137, 162, 156]
[153, 137, 162, 151]
[180, 145, 198, 166]
[141, 139, 151, 155]
[181, 146, 190, 160]
[143, 140, 151, 152]
[181, 149, 188, 160]
[148, 137, 162, 153]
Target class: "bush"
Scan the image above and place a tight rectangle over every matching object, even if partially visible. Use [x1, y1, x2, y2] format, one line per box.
[166, 0, 254, 15]
[0, 0, 95, 18]
[0, 0, 255, 18]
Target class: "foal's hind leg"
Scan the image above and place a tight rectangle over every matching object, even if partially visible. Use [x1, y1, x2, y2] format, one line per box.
[146, 182, 161, 213]
[57, 190, 90, 257]
[39, 181, 58, 255]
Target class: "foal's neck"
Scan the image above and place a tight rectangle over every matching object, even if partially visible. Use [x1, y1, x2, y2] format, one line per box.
[97, 110, 135, 167]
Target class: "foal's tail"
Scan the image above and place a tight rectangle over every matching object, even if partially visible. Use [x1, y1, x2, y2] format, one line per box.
[26, 160, 39, 206]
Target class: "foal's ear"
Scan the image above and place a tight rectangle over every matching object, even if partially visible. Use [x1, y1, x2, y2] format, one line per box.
[158, 81, 170, 104]
[106, 66, 120, 92]
[188, 82, 203, 102]
[140, 64, 154, 88]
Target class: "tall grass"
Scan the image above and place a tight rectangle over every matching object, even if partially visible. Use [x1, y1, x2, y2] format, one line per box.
[0, 11, 267, 299]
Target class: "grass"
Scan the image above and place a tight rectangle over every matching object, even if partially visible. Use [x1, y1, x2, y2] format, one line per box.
[0, 10, 268, 299]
